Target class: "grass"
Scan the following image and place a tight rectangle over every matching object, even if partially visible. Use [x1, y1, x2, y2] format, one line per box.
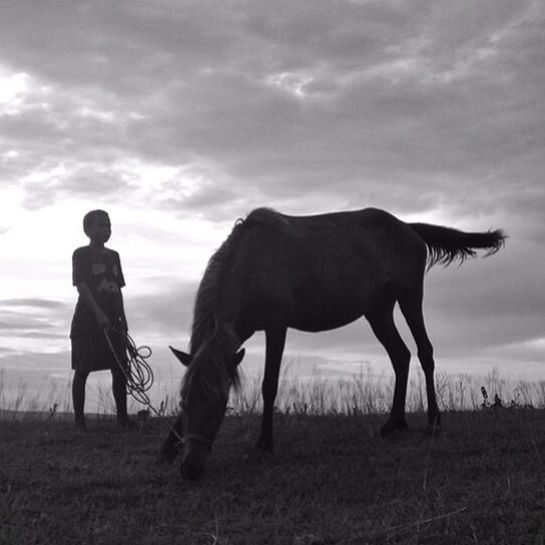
[1, 375, 545, 544]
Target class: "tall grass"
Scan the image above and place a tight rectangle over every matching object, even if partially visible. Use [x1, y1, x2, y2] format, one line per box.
[1, 364, 544, 418]
[0, 369, 73, 417]
[230, 366, 545, 415]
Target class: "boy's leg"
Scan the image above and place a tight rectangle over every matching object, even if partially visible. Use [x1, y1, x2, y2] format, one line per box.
[72, 370, 89, 429]
[111, 367, 134, 427]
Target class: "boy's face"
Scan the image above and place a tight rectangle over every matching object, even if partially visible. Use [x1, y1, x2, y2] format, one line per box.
[87, 214, 111, 245]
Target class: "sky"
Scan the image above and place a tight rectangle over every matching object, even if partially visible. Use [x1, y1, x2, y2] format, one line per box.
[1, 0, 544, 410]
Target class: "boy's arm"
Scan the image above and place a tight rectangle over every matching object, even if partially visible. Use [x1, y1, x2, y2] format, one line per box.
[76, 282, 111, 329]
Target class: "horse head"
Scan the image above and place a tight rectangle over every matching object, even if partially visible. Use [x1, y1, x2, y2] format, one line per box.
[170, 345, 245, 479]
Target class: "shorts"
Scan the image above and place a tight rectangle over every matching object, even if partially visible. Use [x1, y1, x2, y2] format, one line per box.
[71, 328, 128, 373]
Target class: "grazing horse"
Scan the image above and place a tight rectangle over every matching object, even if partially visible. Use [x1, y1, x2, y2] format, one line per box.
[159, 207, 505, 478]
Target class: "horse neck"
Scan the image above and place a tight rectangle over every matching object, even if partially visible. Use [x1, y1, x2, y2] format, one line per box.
[190, 280, 241, 357]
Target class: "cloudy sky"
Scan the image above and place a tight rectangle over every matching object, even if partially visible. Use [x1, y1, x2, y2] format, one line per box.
[1, 0, 544, 409]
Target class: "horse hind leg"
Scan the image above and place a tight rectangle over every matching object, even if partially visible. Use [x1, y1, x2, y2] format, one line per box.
[365, 295, 411, 436]
[398, 291, 441, 435]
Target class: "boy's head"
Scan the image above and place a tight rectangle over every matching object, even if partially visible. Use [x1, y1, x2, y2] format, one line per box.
[83, 210, 111, 243]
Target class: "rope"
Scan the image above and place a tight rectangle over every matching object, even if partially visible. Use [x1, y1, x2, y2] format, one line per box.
[103, 328, 154, 403]
[103, 328, 184, 444]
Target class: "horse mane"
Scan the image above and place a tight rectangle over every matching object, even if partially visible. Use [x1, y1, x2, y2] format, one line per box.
[189, 219, 246, 353]
[189, 207, 288, 351]
[182, 210, 284, 400]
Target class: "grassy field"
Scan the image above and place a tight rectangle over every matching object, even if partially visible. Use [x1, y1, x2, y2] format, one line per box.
[2, 364, 545, 417]
[1, 406, 544, 545]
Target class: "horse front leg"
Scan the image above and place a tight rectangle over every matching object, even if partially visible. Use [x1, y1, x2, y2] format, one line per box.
[256, 326, 287, 452]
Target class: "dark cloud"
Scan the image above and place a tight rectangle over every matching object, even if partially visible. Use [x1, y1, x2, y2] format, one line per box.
[21, 168, 136, 210]
[0, 351, 71, 373]
[0, 319, 51, 332]
[2, 0, 542, 219]
[0, 331, 67, 342]
[0, 298, 67, 309]
[0, 300, 71, 357]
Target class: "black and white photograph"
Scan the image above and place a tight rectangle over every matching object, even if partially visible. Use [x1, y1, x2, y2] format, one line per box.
[1, 1, 544, 543]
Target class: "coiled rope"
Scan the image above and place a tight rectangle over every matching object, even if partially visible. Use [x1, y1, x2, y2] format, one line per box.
[103, 328, 154, 404]
[103, 328, 184, 443]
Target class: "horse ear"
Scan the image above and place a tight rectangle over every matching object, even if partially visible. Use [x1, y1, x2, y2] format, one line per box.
[233, 348, 245, 367]
[169, 346, 192, 367]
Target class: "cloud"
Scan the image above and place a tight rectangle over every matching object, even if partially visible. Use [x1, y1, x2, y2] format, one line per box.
[0, 298, 67, 309]
[0, 299, 71, 357]
[0, 318, 51, 332]
[1, 0, 542, 220]
[126, 279, 197, 341]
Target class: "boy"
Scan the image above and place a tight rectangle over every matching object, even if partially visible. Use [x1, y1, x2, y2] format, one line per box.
[70, 209, 134, 429]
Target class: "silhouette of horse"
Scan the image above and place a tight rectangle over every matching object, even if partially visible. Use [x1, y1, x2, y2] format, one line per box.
[159, 207, 506, 478]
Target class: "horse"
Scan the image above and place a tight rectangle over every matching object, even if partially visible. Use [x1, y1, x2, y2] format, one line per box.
[158, 207, 506, 478]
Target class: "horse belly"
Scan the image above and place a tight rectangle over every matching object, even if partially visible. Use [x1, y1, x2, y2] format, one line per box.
[289, 294, 369, 332]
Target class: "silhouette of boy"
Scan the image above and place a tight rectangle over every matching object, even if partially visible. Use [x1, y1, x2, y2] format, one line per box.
[70, 210, 134, 429]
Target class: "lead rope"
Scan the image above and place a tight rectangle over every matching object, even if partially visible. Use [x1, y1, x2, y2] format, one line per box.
[103, 328, 184, 444]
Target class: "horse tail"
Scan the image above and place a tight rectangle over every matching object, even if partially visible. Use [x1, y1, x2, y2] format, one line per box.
[408, 222, 506, 269]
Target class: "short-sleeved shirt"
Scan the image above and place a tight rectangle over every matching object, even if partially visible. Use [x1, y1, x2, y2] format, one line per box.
[70, 246, 127, 371]
[70, 245, 125, 336]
